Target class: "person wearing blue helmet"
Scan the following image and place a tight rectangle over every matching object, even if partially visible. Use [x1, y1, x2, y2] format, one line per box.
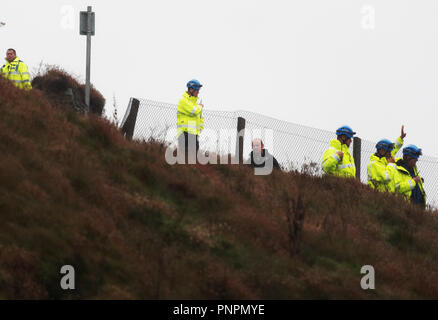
[389, 144, 426, 207]
[177, 79, 205, 164]
[367, 126, 406, 192]
[321, 125, 356, 178]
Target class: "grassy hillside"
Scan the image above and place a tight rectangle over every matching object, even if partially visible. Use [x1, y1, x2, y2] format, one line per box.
[0, 73, 437, 299]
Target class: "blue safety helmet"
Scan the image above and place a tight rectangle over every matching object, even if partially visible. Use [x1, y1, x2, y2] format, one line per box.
[187, 79, 203, 90]
[336, 126, 356, 139]
[376, 139, 394, 152]
[403, 144, 422, 160]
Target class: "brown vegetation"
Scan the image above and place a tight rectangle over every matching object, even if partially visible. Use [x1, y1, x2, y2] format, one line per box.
[31, 67, 105, 115]
[0, 75, 437, 299]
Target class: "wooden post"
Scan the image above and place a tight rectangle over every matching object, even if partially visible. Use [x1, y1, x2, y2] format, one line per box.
[353, 136, 362, 180]
[121, 98, 140, 140]
[235, 117, 246, 164]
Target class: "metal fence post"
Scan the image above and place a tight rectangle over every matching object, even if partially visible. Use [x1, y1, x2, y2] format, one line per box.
[235, 117, 246, 164]
[353, 136, 362, 180]
[121, 98, 140, 140]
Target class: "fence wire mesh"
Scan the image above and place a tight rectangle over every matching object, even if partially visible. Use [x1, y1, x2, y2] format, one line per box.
[121, 97, 438, 208]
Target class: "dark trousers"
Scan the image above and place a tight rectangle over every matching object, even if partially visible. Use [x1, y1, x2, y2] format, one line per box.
[178, 132, 199, 164]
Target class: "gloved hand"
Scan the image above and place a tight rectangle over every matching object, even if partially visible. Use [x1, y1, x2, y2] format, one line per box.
[400, 125, 406, 139]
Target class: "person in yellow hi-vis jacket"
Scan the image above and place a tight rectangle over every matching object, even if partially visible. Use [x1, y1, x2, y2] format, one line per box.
[1, 49, 32, 90]
[388, 144, 426, 208]
[177, 79, 204, 164]
[321, 126, 357, 178]
[367, 125, 406, 192]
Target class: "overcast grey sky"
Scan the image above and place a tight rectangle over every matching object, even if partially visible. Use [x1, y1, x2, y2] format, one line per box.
[2, 0, 437, 157]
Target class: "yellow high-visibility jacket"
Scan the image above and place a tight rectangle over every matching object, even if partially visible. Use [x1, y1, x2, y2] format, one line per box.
[1, 57, 32, 90]
[177, 92, 204, 136]
[321, 139, 356, 178]
[367, 137, 403, 192]
[388, 158, 426, 201]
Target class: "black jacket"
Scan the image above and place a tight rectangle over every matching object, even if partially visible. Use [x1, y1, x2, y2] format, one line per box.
[396, 159, 425, 207]
[248, 149, 280, 170]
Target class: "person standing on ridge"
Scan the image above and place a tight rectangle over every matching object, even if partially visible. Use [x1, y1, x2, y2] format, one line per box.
[367, 125, 406, 192]
[321, 126, 356, 178]
[247, 138, 281, 171]
[177, 79, 204, 164]
[1, 48, 32, 90]
[389, 144, 426, 208]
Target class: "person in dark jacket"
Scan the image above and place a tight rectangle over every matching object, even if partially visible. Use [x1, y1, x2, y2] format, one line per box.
[247, 139, 280, 174]
[394, 144, 426, 208]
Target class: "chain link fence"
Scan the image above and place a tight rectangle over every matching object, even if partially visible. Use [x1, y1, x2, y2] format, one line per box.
[121, 97, 438, 208]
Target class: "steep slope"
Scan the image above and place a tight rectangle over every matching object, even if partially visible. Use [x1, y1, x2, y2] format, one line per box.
[0, 74, 437, 299]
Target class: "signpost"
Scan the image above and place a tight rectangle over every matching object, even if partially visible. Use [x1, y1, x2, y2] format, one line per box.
[80, 6, 95, 111]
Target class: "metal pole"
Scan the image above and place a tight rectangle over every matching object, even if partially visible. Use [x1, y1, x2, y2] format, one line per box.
[122, 98, 140, 140]
[85, 6, 92, 111]
[353, 136, 362, 180]
[235, 117, 246, 164]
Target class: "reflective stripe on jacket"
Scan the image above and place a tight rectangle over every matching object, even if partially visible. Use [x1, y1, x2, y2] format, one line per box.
[1, 57, 32, 90]
[321, 139, 356, 178]
[177, 92, 204, 136]
[367, 155, 393, 192]
[367, 136, 403, 192]
[387, 158, 417, 200]
[388, 158, 426, 203]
